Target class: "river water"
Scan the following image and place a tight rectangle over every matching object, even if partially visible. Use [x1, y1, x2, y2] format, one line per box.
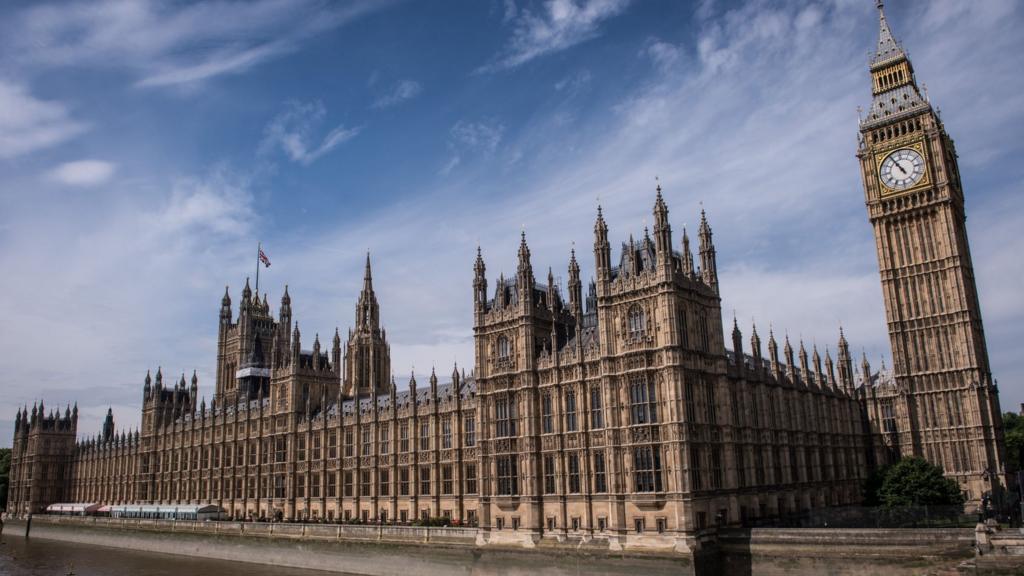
[0, 532, 342, 576]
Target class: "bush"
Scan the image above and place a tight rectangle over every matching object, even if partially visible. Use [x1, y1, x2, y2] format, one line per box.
[875, 457, 965, 508]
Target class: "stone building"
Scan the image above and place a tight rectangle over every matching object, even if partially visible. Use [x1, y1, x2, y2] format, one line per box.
[5, 1, 1007, 551]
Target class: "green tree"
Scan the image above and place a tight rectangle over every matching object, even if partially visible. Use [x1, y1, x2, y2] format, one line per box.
[0, 447, 10, 510]
[1003, 412, 1024, 473]
[878, 457, 965, 508]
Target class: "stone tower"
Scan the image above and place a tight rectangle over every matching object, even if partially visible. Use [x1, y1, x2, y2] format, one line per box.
[343, 254, 391, 397]
[857, 2, 1005, 501]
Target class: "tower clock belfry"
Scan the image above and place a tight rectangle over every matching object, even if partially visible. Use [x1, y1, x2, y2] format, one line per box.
[857, 2, 1006, 501]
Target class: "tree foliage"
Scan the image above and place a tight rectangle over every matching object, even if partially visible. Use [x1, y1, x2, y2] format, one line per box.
[1003, 411, 1024, 473]
[874, 457, 965, 508]
[0, 447, 10, 510]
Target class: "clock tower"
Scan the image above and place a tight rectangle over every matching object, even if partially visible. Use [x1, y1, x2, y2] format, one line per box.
[857, 2, 1006, 502]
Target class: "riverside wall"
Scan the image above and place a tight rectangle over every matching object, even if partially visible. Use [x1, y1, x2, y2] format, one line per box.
[1, 516, 996, 576]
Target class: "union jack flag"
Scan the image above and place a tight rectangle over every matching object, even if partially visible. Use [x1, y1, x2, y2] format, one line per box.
[259, 248, 271, 268]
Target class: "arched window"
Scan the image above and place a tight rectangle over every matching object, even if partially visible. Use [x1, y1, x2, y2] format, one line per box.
[628, 305, 646, 336]
[497, 336, 510, 360]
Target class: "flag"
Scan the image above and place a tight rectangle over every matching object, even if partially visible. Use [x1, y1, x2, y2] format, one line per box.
[259, 248, 271, 268]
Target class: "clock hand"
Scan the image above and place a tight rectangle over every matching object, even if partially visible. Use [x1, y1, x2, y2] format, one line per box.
[893, 162, 907, 176]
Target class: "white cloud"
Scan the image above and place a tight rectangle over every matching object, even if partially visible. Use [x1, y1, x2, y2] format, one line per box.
[0, 164, 257, 439]
[481, 0, 631, 71]
[0, 81, 89, 159]
[47, 160, 116, 186]
[261, 101, 360, 166]
[441, 120, 505, 174]
[641, 38, 683, 72]
[2, 0, 389, 90]
[372, 79, 423, 109]
[554, 69, 592, 94]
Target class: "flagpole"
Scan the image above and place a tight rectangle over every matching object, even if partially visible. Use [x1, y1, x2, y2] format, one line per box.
[255, 241, 261, 297]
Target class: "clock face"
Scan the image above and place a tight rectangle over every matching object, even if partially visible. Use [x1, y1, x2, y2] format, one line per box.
[879, 148, 925, 191]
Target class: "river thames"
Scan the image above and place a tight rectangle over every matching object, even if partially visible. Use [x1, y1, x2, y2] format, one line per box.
[0, 532, 342, 576]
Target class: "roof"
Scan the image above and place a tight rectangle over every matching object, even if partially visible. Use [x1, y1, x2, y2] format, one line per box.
[107, 504, 224, 514]
[46, 503, 101, 513]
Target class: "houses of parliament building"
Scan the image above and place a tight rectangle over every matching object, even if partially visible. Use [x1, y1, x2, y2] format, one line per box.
[5, 3, 1007, 551]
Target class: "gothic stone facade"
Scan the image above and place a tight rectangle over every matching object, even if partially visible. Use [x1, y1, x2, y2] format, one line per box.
[6, 3, 1006, 551]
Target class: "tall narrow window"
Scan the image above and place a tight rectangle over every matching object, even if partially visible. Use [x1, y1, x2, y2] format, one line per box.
[629, 374, 657, 424]
[543, 455, 556, 494]
[593, 451, 607, 493]
[420, 422, 430, 451]
[464, 416, 476, 447]
[496, 393, 516, 437]
[628, 305, 646, 336]
[275, 436, 287, 463]
[380, 469, 390, 497]
[419, 466, 431, 495]
[344, 472, 353, 497]
[442, 465, 453, 495]
[689, 446, 702, 491]
[590, 386, 604, 429]
[635, 446, 663, 492]
[360, 470, 371, 496]
[567, 453, 581, 493]
[565, 390, 577, 432]
[542, 392, 554, 434]
[400, 423, 409, 452]
[465, 464, 478, 494]
[710, 446, 723, 489]
[344, 428, 354, 457]
[496, 456, 518, 495]
[362, 427, 372, 455]
[442, 418, 452, 449]
[399, 467, 410, 496]
[380, 426, 390, 455]
[735, 445, 747, 488]
[497, 336, 510, 360]
[678, 308, 690, 348]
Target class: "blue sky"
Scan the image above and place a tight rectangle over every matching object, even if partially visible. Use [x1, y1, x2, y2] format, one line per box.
[1, 0, 1022, 444]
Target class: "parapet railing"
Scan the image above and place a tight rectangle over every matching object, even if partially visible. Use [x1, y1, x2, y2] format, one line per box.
[30, 515, 479, 545]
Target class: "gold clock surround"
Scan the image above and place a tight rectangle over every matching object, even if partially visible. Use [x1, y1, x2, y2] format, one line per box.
[874, 139, 930, 197]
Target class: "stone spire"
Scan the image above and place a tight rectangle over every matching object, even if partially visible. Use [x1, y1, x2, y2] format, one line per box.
[517, 230, 534, 299]
[356, 254, 380, 332]
[871, 1, 904, 67]
[220, 286, 232, 323]
[681, 226, 695, 278]
[698, 209, 718, 293]
[750, 322, 762, 368]
[567, 247, 582, 322]
[731, 316, 743, 367]
[473, 246, 487, 311]
[653, 184, 673, 269]
[594, 205, 611, 281]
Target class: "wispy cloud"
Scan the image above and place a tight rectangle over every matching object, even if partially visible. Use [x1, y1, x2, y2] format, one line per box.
[372, 79, 423, 109]
[441, 119, 505, 174]
[47, 160, 117, 186]
[261, 101, 360, 166]
[554, 69, 592, 95]
[0, 163, 257, 438]
[3, 0, 389, 90]
[480, 0, 630, 72]
[0, 81, 89, 159]
[641, 38, 683, 72]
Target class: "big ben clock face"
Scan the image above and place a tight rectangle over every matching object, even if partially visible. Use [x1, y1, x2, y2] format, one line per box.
[879, 148, 925, 191]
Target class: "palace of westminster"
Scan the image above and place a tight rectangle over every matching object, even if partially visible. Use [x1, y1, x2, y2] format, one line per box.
[5, 3, 1008, 550]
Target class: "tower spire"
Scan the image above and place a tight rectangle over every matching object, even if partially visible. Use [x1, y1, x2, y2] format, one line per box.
[871, 1, 904, 67]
